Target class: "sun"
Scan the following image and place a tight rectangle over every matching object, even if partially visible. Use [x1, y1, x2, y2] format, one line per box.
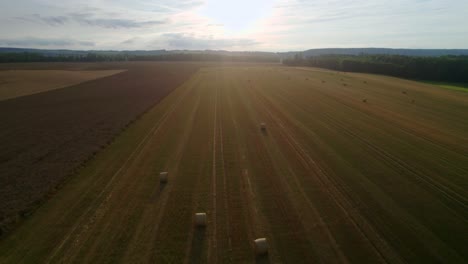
[199, 0, 275, 34]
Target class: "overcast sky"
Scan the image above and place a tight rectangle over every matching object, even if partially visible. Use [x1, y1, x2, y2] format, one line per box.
[0, 0, 467, 51]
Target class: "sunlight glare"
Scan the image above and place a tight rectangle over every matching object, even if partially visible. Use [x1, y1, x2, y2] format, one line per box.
[199, 0, 275, 34]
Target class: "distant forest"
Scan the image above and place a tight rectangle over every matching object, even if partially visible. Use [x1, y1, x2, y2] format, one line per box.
[0, 52, 278, 63]
[283, 54, 468, 83]
[2, 50, 468, 83]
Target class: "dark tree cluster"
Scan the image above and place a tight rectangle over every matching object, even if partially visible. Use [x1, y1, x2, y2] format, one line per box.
[283, 54, 468, 83]
[132, 53, 278, 62]
[0, 52, 279, 63]
[0, 52, 130, 63]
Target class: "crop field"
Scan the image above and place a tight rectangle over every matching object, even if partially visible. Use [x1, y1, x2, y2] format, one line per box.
[0, 69, 125, 101]
[0, 64, 467, 263]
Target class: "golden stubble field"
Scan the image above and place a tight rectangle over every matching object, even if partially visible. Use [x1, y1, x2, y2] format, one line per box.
[0, 64, 467, 263]
[0, 69, 125, 101]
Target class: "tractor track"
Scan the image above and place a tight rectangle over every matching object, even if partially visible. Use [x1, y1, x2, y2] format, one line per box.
[208, 82, 219, 263]
[226, 82, 273, 262]
[270, 82, 467, 216]
[217, 85, 233, 262]
[321, 111, 468, 213]
[236, 82, 318, 263]
[315, 84, 468, 157]
[250, 86, 403, 263]
[255, 80, 466, 261]
[131, 90, 202, 263]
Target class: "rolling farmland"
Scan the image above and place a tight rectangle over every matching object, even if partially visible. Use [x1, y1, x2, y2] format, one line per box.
[0, 65, 467, 263]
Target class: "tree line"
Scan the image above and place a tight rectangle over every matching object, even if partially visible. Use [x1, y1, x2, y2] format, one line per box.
[133, 53, 278, 62]
[0, 52, 279, 63]
[283, 54, 468, 83]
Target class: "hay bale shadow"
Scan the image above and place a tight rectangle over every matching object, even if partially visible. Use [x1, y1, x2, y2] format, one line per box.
[188, 227, 207, 264]
[159, 182, 167, 192]
[256, 253, 270, 264]
[150, 182, 167, 201]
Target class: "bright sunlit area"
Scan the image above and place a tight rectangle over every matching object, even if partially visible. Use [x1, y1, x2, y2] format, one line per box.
[198, 0, 276, 34]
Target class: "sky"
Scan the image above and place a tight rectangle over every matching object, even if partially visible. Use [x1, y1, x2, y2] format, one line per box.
[0, 0, 467, 51]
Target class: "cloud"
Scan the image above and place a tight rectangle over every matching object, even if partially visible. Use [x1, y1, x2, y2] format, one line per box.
[42, 15, 69, 26]
[69, 12, 166, 28]
[121, 38, 137, 45]
[151, 0, 204, 13]
[77, 17, 165, 29]
[0, 37, 95, 47]
[15, 11, 166, 29]
[2, 0, 468, 50]
[162, 33, 259, 49]
[15, 14, 69, 26]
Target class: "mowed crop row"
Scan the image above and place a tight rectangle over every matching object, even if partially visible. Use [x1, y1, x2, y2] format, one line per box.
[1, 65, 467, 263]
[0, 62, 202, 236]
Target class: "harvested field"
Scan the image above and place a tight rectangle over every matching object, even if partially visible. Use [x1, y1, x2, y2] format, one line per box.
[0, 70, 125, 101]
[0, 65, 467, 263]
[0, 62, 202, 235]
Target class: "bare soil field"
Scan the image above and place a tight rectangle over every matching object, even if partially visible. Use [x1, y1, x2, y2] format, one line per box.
[0, 70, 125, 101]
[0, 62, 203, 236]
[0, 65, 467, 263]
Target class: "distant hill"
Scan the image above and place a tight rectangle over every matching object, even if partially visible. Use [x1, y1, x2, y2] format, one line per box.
[286, 48, 468, 58]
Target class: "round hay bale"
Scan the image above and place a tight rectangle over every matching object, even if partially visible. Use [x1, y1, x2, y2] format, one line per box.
[159, 172, 168, 183]
[195, 213, 207, 227]
[254, 238, 268, 255]
[260, 123, 266, 131]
